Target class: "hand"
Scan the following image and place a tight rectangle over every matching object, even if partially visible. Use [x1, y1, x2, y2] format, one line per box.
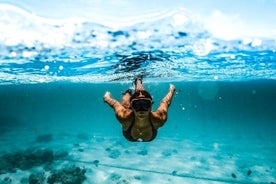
[169, 84, 176, 93]
[103, 91, 111, 102]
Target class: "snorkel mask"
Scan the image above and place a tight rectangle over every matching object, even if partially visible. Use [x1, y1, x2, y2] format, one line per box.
[131, 98, 152, 112]
[130, 90, 153, 112]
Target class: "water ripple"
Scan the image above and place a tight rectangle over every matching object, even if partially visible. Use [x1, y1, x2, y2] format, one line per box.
[0, 4, 276, 84]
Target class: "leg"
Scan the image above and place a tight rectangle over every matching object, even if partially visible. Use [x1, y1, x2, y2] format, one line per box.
[121, 89, 132, 109]
[134, 78, 145, 92]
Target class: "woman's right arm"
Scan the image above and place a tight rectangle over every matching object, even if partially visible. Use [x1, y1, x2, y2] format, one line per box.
[103, 91, 133, 129]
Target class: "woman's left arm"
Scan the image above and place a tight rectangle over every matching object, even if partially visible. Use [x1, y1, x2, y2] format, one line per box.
[151, 84, 176, 128]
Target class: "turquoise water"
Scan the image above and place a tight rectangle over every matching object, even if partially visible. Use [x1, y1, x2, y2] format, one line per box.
[0, 81, 275, 183]
[0, 1, 276, 183]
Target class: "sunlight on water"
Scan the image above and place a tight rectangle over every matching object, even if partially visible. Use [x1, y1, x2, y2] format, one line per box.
[0, 3, 276, 84]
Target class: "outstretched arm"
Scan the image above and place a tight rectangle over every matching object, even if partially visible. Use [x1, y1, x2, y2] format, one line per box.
[159, 84, 176, 110]
[104, 91, 124, 113]
[103, 91, 133, 129]
[104, 91, 133, 118]
[151, 84, 176, 128]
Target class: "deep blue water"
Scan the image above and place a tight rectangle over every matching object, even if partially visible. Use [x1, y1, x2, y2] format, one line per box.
[0, 2, 276, 184]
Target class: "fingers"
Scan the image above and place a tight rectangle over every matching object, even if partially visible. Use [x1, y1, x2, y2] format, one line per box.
[103, 91, 111, 102]
[169, 84, 176, 92]
[104, 91, 110, 96]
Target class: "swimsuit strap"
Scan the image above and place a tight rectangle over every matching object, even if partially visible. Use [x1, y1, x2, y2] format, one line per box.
[148, 118, 157, 141]
[122, 116, 136, 142]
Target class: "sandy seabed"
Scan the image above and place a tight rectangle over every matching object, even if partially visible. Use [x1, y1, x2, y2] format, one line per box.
[0, 127, 275, 184]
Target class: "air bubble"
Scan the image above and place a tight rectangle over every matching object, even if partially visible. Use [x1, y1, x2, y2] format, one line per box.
[44, 65, 50, 70]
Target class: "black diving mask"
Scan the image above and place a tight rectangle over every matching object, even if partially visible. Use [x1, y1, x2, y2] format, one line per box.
[131, 98, 152, 112]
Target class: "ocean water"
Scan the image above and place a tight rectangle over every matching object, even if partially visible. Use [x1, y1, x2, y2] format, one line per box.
[0, 1, 276, 184]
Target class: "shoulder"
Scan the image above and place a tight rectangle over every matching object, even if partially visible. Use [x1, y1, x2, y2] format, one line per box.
[116, 109, 133, 120]
[150, 111, 167, 122]
[116, 110, 134, 130]
[150, 111, 167, 129]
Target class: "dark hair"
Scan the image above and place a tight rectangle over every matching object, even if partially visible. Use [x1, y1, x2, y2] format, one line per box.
[130, 90, 152, 101]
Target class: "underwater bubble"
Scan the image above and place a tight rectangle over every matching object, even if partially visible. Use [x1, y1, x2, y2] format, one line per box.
[44, 65, 50, 70]
[58, 65, 64, 70]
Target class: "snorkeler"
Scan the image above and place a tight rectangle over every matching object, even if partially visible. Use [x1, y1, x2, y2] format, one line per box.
[103, 78, 175, 142]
